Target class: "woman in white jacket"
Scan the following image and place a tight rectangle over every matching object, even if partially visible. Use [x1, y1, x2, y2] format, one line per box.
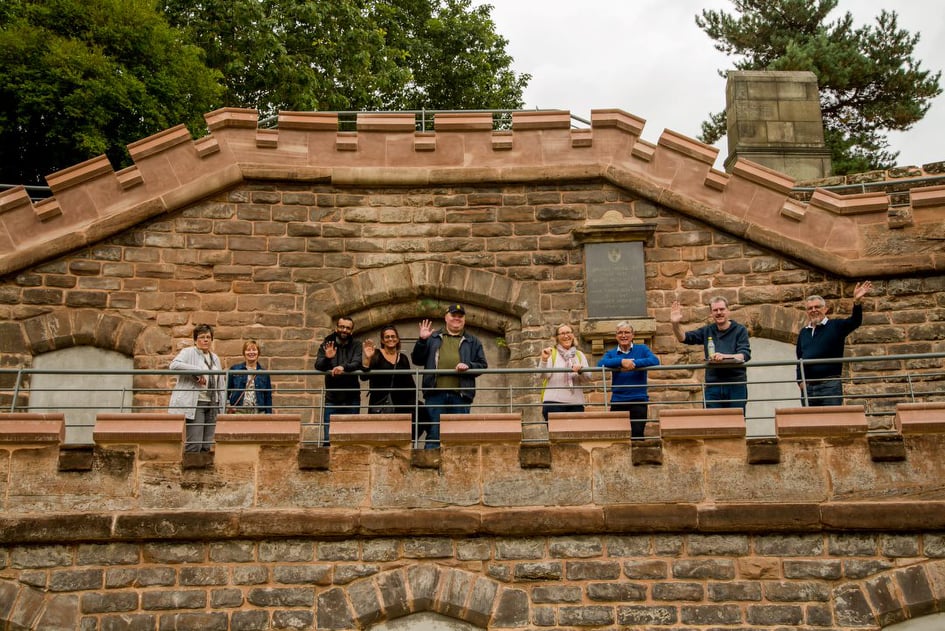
[168, 324, 225, 452]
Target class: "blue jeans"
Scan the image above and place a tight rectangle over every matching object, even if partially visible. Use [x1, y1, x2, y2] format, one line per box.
[705, 383, 747, 411]
[422, 391, 470, 449]
[322, 402, 359, 446]
[804, 379, 843, 407]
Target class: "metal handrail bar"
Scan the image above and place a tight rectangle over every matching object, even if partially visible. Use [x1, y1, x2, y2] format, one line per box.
[792, 174, 945, 194]
[4, 352, 944, 446]
[5, 349, 941, 376]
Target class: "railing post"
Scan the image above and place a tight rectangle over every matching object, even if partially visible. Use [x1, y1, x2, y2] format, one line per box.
[10, 369, 24, 411]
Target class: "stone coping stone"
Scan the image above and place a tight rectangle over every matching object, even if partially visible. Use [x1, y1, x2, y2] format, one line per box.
[775, 405, 868, 437]
[93, 413, 185, 442]
[215, 413, 301, 443]
[0, 413, 65, 443]
[440, 413, 522, 444]
[7, 500, 945, 543]
[547, 411, 631, 442]
[330, 413, 412, 446]
[658, 408, 746, 440]
[895, 402, 945, 434]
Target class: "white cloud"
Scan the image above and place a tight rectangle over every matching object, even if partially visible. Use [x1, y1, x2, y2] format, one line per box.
[478, 0, 945, 169]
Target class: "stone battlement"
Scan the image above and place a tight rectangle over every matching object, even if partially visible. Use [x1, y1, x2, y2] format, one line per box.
[2, 109, 945, 279]
[3, 404, 945, 541]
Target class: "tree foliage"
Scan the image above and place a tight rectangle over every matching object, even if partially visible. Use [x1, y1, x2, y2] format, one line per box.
[0, 0, 528, 186]
[695, 0, 941, 173]
[0, 0, 222, 185]
[158, 0, 530, 116]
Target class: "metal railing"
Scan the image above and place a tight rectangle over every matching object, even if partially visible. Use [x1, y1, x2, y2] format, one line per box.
[259, 108, 591, 133]
[2, 352, 944, 449]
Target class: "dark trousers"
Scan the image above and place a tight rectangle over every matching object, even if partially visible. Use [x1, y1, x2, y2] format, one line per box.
[541, 402, 585, 422]
[804, 379, 843, 407]
[323, 401, 359, 446]
[705, 383, 748, 412]
[422, 391, 470, 449]
[610, 401, 649, 439]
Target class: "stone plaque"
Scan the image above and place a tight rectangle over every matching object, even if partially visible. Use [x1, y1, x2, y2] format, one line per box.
[585, 242, 646, 318]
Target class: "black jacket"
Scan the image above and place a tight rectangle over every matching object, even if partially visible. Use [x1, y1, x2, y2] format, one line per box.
[315, 333, 363, 404]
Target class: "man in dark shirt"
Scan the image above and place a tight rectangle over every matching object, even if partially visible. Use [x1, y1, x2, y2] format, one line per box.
[796, 281, 872, 406]
[671, 297, 751, 411]
[315, 316, 362, 445]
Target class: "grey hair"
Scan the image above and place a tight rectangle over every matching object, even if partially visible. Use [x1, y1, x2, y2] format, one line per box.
[805, 295, 826, 306]
[616, 321, 634, 332]
[708, 296, 729, 308]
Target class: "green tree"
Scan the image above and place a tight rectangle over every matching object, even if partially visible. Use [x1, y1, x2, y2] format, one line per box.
[0, 0, 223, 186]
[695, 0, 941, 174]
[159, 0, 529, 116]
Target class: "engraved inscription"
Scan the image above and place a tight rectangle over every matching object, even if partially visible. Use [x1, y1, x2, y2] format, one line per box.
[585, 242, 646, 318]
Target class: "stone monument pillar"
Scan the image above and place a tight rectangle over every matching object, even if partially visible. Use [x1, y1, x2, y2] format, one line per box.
[724, 70, 832, 180]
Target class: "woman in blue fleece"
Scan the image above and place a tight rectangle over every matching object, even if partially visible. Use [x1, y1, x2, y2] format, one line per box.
[597, 322, 661, 438]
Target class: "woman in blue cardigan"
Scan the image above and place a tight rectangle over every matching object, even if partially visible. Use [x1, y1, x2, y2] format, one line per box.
[226, 340, 273, 414]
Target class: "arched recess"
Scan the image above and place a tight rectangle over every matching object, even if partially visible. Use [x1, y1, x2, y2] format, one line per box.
[0, 578, 79, 629]
[318, 564, 526, 630]
[306, 263, 538, 415]
[306, 262, 532, 338]
[831, 558, 945, 628]
[12, 310, 173, 441]
[728, 303, 806, 433]
[17, 308, 172, 360]
[31, 348, 133, 443]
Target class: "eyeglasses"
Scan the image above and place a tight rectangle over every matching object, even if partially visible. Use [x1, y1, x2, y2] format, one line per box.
[382, 335, 399, 340]
[196, 335, 213, 341]
[616, 331, 633, 336]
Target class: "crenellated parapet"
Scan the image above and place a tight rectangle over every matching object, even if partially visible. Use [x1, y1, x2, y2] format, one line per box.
[3, 405, 945, 537]
[2, 108, 944, 278]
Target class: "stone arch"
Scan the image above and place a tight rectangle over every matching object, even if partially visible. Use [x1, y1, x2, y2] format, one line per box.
[9, 310, 173, 429]
[831, 559, 945, 628]
[308, 262, 536, 362]
[17, 308, 172, 362]
[745, 303, 805, 345]
[318, 564, 526, 630]
[0, 578, 79, 629]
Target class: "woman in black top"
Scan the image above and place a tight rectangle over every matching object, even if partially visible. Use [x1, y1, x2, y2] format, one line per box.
[361, 325, 417, 416]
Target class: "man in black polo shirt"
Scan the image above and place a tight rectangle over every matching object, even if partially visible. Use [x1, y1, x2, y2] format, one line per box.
[796, 281, 872, 406]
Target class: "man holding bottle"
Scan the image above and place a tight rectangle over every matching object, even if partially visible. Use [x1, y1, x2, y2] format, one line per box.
[671, 297, 751, 411]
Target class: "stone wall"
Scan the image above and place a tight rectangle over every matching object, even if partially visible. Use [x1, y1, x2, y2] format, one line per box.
[6, 532, 945, 630]
[2, 108, 945, 629]
[2, 177, 945, 423]
[4, 406, 945, 628]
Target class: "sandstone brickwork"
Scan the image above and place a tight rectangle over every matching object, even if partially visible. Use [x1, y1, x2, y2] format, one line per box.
[1, 107, 945, 628]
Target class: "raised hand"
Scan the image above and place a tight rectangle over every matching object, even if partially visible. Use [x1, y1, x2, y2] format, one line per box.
[853, 280, 872, 302]
[362, 339, 376, 365]
[323, 341, 336, 359]
[540, 346, 552, 362]
[670, 301, 683, 323]
[418, 319, 434, 340]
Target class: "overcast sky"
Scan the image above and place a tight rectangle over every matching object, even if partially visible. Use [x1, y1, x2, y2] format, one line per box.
[476, 0, 945, 170]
